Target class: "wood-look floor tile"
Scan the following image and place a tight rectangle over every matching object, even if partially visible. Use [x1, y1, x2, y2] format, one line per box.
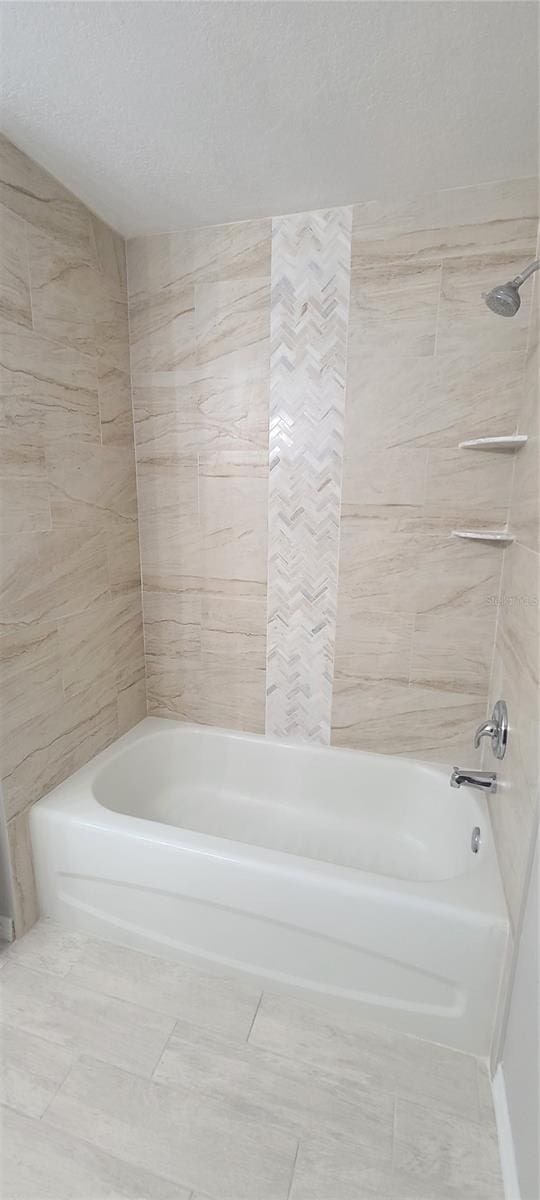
[2, 1106, 188, 1200]
[68, 938, 262, 1041]
[154, 1020, 394, 1154]
[45, 1055, 298, 1200]
[0, 962, 174, 1077]
[394, 1097, 503, 1198]
[249, 991, 481, 1121]
[0, 1024, 75, 1118]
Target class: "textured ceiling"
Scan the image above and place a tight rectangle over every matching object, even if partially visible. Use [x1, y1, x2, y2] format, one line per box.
[0, 1, 538, 237]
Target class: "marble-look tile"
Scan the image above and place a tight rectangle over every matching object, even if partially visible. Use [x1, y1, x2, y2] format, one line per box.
[27, 224, 99, 358]
[154, 1020, 394, 1153]
[334, 605, 414, 684]
[3, 686, 118, 824]
[0, 204, 31, 331]
[437, 252, 535, 357]
[409, 611, 495, 695]
[57, 594, 118, 704]
[199, 457, 268, 585]
[0, 328, 100, 443]
[0, 962, 174, 1077]
[249, 992, 481, 1120]
[5, 918, 87, 977]
[195, 276, 269, 369]
[117, 678, 147, 734]
[0, 525, 110, 624]
[91, 213, 127, 294]
[394, 1097, 503, 1198]
[414, 531, 504, 617]
[345, 348, 525, 451]
[351, 177, 538, 263]
[0, 134, 94, 259]
[0, 475, 51, 533]
[127, 218, 271, 300]
[111, 590, 146, 694]
[69, 938, 261, 1041]
[512, 338, 539, 554]
[424, 447, 515, 521]
[337, 511, 421, 614]
[331, 677, 485, 763]
[45, 1055, 298, 1200]
[290, 1133, 468, 1200]
[133, 378, 268, 459]
[0, 1024, 75, 1117]
[105, 519, 143, 595]
[6, 810, 39, 936]
[46, 441, 137, 527]
[349, 260, 440, 356]
[0, 429, 46, 478]
[2, 1106, 187, 1200]
[0, 613, 117, 820]
[98, 363, 134, 446]
[137, 455, 198, 519]
[341, 446, 428, 507]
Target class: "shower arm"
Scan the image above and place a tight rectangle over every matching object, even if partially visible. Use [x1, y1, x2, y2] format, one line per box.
[511, 258, 540, 287]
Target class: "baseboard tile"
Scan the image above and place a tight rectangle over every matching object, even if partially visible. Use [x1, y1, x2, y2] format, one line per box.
[492, 1064, 521, 1200]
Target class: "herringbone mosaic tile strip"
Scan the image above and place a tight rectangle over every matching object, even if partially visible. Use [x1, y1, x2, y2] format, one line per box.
[266, 207, 352, 743]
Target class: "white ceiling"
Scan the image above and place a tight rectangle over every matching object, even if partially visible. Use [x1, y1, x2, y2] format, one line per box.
[0, 1, 538, 238]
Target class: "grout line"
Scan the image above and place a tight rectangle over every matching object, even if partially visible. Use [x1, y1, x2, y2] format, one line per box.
[125, 237, 149, 719]
[432, 261, 443, 357]
[38, 1051, 80, 1122]
[285, 1138, 301, 1200]
[245, 991, 263, 1043]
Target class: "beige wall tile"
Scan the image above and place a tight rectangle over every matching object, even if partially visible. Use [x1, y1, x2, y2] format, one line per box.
[352, 177, 537, 263]
[511, 340, 539, 553]
[424, 448, 515, 521]
[46, 441, 137, 527]
[0, 138, 144, 933]
[0, 204, 31, 332]
[345, 348, 525, 450]
[90, 213, 126, 295]
[0, 477, 51, 533]
[7, 809, 39, 936]
[0, 134, 93, 260]
[117, 678, 147, 734]
[410, 611, 495, 696]
[332, 677, 485, 763]
[57, 595, 118, 705]
[27, 224, 99, 358]
[97, 363, 134, 446]
[342, 446, 428, 507]
[349, 261, 440, 357]
[0, 329, 100, 443]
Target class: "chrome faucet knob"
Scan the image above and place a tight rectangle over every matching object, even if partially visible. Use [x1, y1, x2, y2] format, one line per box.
[473, 700, 508, 760]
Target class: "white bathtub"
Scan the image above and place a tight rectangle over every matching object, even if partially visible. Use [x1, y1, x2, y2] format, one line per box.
[30, 717, 509, 1054]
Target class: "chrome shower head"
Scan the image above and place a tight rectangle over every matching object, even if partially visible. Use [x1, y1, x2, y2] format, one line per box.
[483, 259, 540, 317]
[484, 281, 522, 317]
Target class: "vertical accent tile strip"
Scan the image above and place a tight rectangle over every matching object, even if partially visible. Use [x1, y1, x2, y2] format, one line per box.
[266, 208, 352, 743]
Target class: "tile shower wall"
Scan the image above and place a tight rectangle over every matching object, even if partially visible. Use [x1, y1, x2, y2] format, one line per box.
[487, 234, 539, 929]
[129, 176, 537, 771]
[332, 178, 538, 762]
[0, 137, 146, 934]
[127, 221, 271, 732]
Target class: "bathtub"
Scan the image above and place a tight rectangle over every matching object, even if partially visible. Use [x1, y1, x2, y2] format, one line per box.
[30, 717, 509, 1055]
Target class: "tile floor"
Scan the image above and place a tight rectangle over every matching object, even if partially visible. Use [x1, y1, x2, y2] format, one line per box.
[0, 920, 503, 1200]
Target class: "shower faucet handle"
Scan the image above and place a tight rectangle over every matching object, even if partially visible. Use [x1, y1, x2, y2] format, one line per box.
[474, 700, 508, 760]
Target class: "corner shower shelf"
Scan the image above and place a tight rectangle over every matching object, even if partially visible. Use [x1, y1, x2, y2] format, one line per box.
[458, 435, 528, 451]
[452, 529, 514, 545]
